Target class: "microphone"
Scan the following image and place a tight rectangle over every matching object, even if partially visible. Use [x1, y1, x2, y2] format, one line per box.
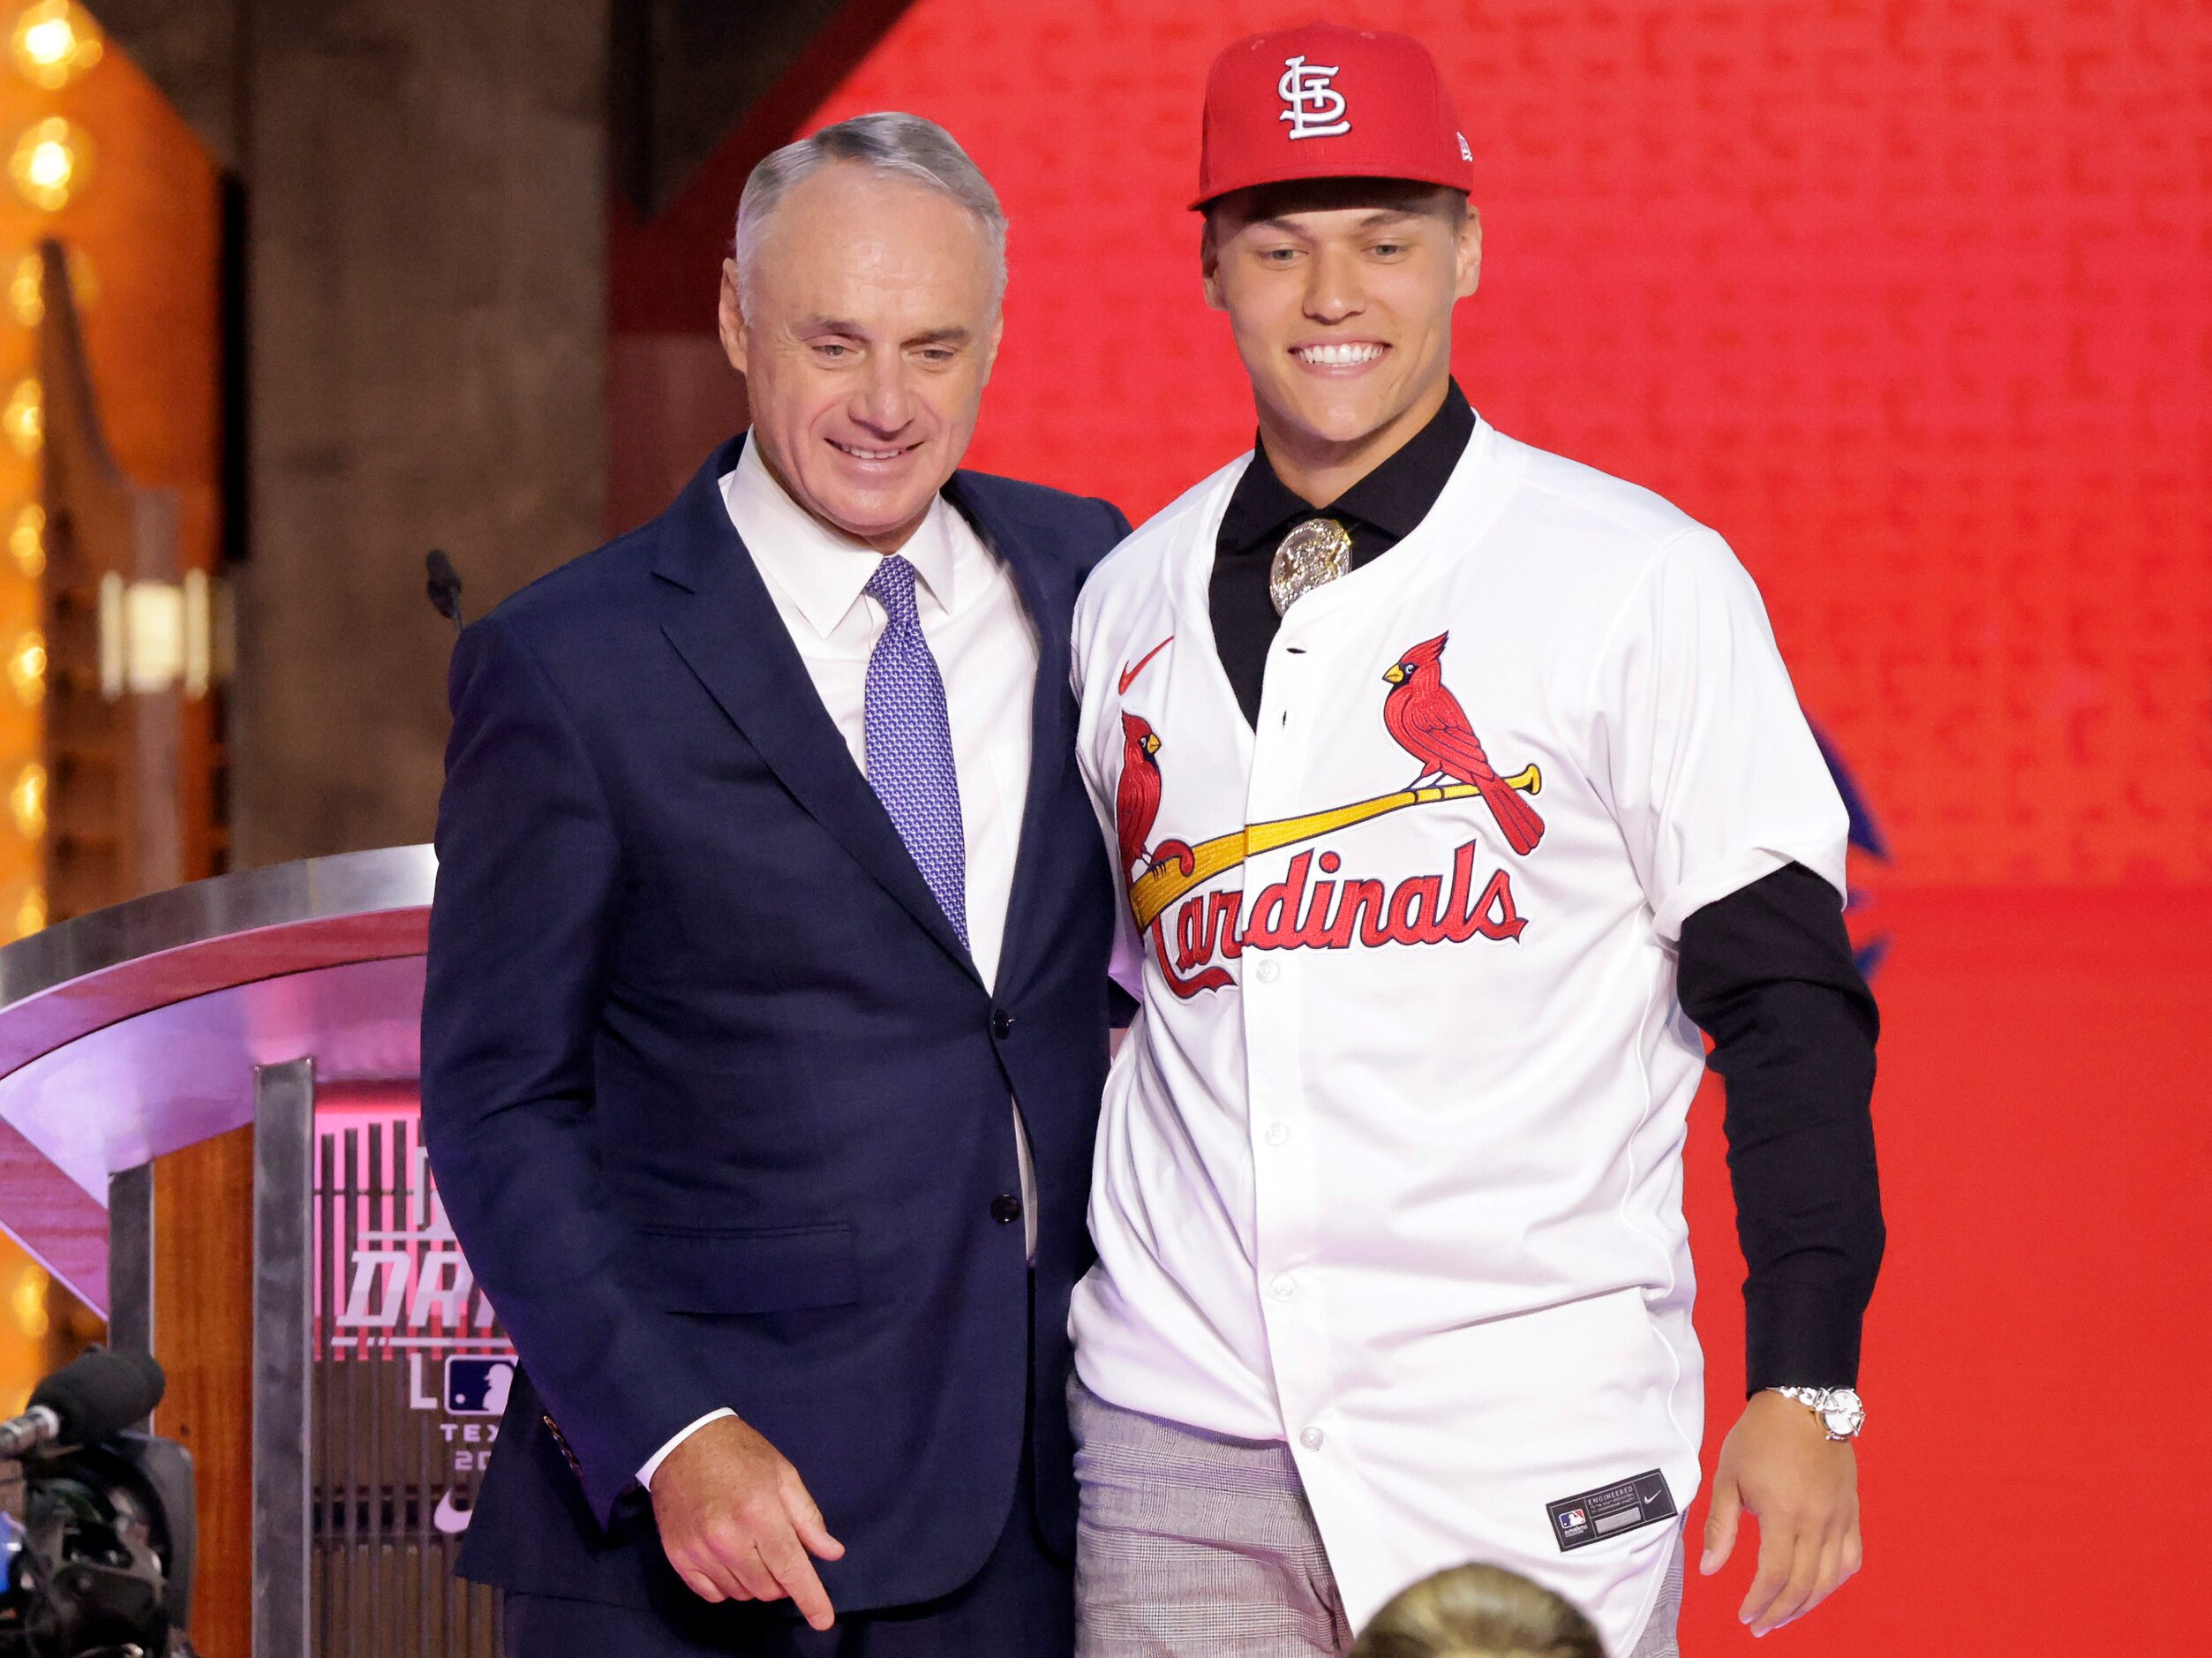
[0, 1403, 57, 1457]
[0, 1347, 166, 1457]
[425, 548, 466, 634]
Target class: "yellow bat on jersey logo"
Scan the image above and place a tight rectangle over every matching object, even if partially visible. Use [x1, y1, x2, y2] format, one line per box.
[1127, 765, 1541, 934]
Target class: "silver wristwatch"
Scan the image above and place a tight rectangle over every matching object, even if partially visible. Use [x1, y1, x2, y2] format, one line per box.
[1769, 1386, 1865, 1442]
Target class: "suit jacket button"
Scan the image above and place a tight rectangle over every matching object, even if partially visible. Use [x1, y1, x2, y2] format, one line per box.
[990, 1194, 1023, 1225]
[991, 1008, 1016, 1038]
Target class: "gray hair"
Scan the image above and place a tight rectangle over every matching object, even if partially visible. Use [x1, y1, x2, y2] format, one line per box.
[734, 112, 1008, 308]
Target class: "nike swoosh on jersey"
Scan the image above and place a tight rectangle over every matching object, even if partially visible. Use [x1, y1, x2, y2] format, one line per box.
[1119, 636, 1174, 695]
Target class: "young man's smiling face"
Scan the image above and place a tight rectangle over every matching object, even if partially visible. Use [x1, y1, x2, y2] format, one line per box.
[1202, 177, 1479, 494]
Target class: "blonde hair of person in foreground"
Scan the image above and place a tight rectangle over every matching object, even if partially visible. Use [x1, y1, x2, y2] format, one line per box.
[1349, 1563, 1609, 1658]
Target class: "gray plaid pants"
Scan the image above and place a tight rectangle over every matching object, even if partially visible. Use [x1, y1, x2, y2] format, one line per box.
[1071, 1378, 1682, 1658]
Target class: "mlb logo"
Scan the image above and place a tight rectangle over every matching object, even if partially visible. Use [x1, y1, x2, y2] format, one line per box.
[445, 1355, 517, 1416]
[1558, 1508, 1588, 1533]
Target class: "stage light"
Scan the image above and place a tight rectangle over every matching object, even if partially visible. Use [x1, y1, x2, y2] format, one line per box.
[10, 1262, 47, 1337]
[9, 2, 100, 90]
[8, 629, 41, 706]
[8, 244, 95, 326]
[9, 502, 40, 577]
[4, 375, 38, 455]
[125, 581, 182, 695]
[8, 116, 88, 212]
[7, 252, 34, 325]
[95, 575, 213, 698]
[10, 759, 42, 837]
[11, 882, 39, 938]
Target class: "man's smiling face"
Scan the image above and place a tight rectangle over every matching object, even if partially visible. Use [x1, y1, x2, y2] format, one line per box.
[1203, 177, 1478, 477]
[721, 162, 1003, 551]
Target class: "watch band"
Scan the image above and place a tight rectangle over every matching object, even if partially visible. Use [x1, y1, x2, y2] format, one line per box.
[1769, 1385, 1865, 1442]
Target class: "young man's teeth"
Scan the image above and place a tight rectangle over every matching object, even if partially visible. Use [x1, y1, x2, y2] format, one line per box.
[1297, 343, 1384, 366]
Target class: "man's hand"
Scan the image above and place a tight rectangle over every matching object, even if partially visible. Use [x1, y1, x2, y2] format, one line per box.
[651, 1414, 846, 1630]
[1700, 1390, 1861, 1637]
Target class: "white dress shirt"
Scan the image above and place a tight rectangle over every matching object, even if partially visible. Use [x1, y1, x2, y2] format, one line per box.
[639, 433, 1042, 1488]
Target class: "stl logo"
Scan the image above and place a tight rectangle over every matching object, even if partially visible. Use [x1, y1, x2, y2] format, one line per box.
[1278, 56, 1351, 139]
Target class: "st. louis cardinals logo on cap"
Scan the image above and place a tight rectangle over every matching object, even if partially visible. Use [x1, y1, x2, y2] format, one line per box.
[1118, 633, 1542, 999]
[1193, 22, 1476, 207]
[1278, 55, 1351, 140]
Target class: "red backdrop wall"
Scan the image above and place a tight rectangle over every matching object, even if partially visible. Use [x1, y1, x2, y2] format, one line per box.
[621, 4, 2212, 1650]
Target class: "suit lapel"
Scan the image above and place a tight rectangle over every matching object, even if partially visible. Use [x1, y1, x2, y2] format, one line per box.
[946, 473, 1075, 1001]
[654, 440, 982, 984]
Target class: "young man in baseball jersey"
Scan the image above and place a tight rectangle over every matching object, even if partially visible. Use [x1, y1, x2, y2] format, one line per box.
[1068, 24, 1883, 1658]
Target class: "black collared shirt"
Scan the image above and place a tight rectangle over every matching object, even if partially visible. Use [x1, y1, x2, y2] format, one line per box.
[1210, 381, 1476, 727]
[1202, 382, 1882, 1393]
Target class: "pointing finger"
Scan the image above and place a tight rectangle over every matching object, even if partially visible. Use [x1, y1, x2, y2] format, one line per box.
[761, 1522, 838, 1632]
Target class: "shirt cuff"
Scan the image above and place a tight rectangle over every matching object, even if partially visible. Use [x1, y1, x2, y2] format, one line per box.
[638, 1407, 735, 1490]
[1744, 1281, 1870, 1395]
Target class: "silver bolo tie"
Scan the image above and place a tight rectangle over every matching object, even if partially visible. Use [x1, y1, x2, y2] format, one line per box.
[1269, 517, 1353, 615]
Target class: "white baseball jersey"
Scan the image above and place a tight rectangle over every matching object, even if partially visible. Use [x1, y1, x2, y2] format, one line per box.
[1068, 415, 1849, 1653]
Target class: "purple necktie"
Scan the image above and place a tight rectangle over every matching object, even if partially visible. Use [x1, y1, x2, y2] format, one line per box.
[862, 555, 968, 947]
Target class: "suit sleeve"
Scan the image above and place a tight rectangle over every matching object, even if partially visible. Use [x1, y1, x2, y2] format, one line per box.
[1095, 496, 1134, 546]
[421, 614, 728, 1527]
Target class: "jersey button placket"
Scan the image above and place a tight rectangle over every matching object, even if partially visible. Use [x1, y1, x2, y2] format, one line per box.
[1243, 641, 1335, 1480]
[1242, 866, 1332, 1480]
[1252, 587, 1389, 1611]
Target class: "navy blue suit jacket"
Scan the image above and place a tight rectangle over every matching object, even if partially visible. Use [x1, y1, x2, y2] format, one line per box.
[420, 436, 1129, 1615]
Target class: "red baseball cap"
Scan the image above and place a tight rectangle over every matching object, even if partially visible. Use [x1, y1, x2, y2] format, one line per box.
[1193, 22, 1474, 209]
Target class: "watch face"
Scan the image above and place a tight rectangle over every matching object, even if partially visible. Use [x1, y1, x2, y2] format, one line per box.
[1820, 1390, 1865, 1437]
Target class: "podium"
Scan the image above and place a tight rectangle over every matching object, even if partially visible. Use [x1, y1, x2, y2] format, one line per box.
[0, 848, 509, 1657]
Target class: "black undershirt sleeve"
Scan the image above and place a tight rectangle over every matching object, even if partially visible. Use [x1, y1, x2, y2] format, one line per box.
[1675, 861, 1885, 1394]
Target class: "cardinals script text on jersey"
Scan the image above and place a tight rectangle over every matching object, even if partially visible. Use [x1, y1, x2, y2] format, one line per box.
[1119, 631, 1543, 998]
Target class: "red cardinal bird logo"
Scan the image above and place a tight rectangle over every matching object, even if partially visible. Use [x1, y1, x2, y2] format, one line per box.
[1381, 633, 1546, 856]
[1115, 711, 1230, 998]
[1117, 713, 1165, 878]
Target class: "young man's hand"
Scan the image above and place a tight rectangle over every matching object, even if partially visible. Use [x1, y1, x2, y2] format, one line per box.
[652, 1414, 846, 1630]
[1699, 1390, 1861, 1636]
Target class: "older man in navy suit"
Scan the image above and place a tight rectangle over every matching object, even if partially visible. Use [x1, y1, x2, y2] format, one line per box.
[422, 114, 1129, 1655]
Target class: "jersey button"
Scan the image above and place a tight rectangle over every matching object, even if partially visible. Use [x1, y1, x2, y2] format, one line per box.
[1265, 1122, 1290, 1147]
[1255, 959, 1280, 983]
[1299, 1427, 1325, 1451]
[1270, 1273, 1296, 1300]
[990, 1194, 1023, 1225]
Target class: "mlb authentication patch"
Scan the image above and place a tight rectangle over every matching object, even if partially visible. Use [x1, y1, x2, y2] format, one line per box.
[1546, 1469, 1678, 1551]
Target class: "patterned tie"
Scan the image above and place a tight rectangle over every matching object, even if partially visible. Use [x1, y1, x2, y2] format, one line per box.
[862, 554, 969, 947]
